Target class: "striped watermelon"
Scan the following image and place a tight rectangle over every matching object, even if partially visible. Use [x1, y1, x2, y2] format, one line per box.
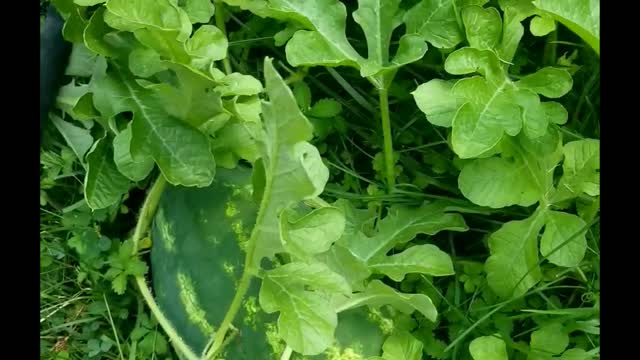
[150, 167, 386, 359]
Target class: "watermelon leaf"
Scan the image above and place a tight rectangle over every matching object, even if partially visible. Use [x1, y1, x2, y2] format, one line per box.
[370, 331, 423, 360]
[267, 0, 429, 88]
[247, 57, 330, 268]
[259, 262, 351, 355]
[336, 280, 439, 322]
[339, 201, 467, 263]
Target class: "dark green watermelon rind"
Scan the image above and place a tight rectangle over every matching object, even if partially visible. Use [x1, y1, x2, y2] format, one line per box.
[151, 167, 282, 359]
[151, 167, 391, 359]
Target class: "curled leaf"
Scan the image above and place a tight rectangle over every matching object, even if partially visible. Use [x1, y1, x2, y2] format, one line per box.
[280, 207, 346, 260]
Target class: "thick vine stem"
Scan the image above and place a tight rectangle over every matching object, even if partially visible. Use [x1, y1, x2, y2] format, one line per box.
[203, 270, 253, 359]
[378, 87, 396, 192]
[203, 173, 271, 359]
[280, 346, 293, 360]
[130, 175, 200, 360]
[215, 0, 233, 75]
[201, 8, 242, 356]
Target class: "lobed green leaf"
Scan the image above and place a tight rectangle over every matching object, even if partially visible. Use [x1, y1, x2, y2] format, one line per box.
[84, 137, 131, 210]
[259, 262, 350, 355]
[340, 201, 467, 263]
[248, 58, 329, 266]
[404, 0, 463, 49]
[91, 63, 216, 187]
[336, 280, 438, 322]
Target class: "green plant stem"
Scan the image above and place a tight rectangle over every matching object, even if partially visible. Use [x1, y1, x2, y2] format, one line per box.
[204, 180, 274, 358]
[280, 346, 293, 360]
[135, 279, 199, 360]
[284, 69, 307, 85]
[103, 293, 125, 360]
[130, 176, 200, 360]
[543, 30, 558, 66]
[326, 67, 375, 113]
[444, 276, 571, 353]
[132, 176, 166, 245]
[378, 87, 395, 192]
[202, 326, 239, 358]
[215, 1, 233, 75]
[204, 270, 253, 359]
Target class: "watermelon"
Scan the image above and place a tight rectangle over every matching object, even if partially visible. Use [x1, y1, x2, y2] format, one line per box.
[150, 167, 386, 359]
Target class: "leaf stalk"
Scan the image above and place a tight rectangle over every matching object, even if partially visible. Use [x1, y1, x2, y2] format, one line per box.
[378, 87, 395, 192]
[215, 1, 233, 75]
[130, 175, 201, 360]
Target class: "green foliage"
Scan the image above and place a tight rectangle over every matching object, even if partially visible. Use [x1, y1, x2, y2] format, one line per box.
[268, 0, 432, 88]
[469, 335, 508, 360]
[49, 0, 267, 208]
[42, 0, 600, 359]
[532, 0, 600, 54]
[105, 239, 148, 294]
[40, 142, 170, 360]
